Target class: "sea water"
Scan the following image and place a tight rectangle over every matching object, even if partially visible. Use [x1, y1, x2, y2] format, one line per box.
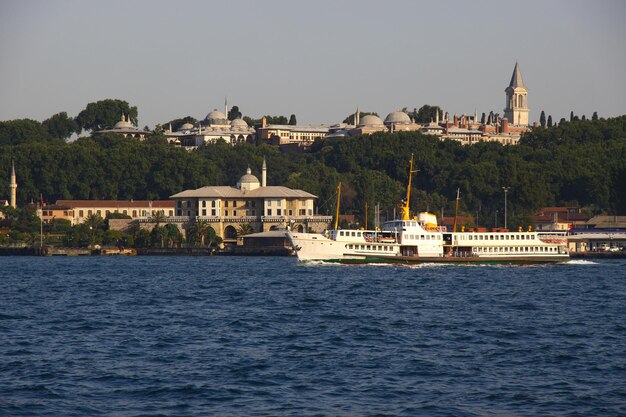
[1, 257, 625, 416]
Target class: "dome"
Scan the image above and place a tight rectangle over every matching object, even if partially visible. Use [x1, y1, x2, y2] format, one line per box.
[113, 114, 134, 129]
[180, 123, 194, 131]
[358, 114, 384, 127]
[205, 109, 227, 122]
[114, 120, 133, 129]
[237, 167, 260, 191]
[231, 118, 248, 128]
[384, 111, 411, 125]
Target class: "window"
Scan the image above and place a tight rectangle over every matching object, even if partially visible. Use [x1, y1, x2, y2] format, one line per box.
[225, 210, 229, 216]
[212, 200, 216, 208]
[252, 210, 255, 216]
[169, 210, 173, 216]
[202, 201, 206, 208]
[202, 209, 206, 216]
[288, 210, 293, 216]
[233, 210, 237, 216]
[267, 209, 272, 216]
[211, 209, 216, 216]
[277, 209, 282, 215]
[79, 210, 84, 217]
[277, 200, 282, 207]
[225, 201, 228, 207]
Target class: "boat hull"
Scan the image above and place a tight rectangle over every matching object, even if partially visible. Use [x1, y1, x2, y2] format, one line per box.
[307, 255, 568, 265]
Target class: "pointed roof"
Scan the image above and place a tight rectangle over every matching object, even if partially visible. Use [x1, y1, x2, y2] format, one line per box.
[11, 160, 15, 177]
[508, 62, 525, 88]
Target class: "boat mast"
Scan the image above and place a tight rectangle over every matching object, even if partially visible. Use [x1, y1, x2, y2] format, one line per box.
[402, 154, 416, 221]
[453, 188, 460, 232]
[334, 181, 342, 230]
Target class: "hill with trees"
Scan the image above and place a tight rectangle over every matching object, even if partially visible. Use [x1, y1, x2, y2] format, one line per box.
[1, 115, 624, 234]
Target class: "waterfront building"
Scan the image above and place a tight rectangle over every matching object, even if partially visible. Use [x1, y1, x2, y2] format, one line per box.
[51, 200, 175, 225]
[169, 159, 332, 244]
[96, 114, 147, 140]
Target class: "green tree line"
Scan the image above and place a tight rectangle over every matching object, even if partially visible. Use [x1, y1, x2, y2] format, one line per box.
[1, 116, 625, 231]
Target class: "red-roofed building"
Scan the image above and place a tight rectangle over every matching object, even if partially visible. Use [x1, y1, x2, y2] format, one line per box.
[54, 200, 175, 225]
[533, 207, 589, 231]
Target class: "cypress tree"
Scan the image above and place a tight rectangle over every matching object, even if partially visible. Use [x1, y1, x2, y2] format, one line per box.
[540, 110, 546, 128]
[592, 111, 598, 121]
[547, 115, 553, 127]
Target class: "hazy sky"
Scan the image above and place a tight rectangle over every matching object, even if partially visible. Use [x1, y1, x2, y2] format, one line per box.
[1, 0, 624, 128]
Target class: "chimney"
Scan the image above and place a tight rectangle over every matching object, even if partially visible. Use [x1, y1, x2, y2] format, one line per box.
[453, 114, 459, 127]
[502, 117, 510, 134]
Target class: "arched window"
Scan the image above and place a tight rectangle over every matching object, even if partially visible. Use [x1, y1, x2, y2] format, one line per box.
[224, 225, 237, 239]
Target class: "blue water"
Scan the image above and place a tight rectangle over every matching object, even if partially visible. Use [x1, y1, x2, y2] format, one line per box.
[1, 257, 625, 417]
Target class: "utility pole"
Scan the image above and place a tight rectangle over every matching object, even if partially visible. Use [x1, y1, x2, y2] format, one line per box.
[502, 187, 510, 230]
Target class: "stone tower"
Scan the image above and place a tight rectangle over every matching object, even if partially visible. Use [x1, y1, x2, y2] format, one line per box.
[10, 160, 17, 208]
[504, 62, 529, 126]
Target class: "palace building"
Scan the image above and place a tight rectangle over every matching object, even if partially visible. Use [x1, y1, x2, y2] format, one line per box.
[169, 159, 332, 244]
[96, 114, 147, 140]
[164, 103, 256, 148]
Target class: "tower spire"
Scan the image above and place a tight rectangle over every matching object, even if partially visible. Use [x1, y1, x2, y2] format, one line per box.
[509, 61, 525, 88]
[262, 158, 267, 187]
[224, 96, 228, 118]
[10, 160, 17, 209]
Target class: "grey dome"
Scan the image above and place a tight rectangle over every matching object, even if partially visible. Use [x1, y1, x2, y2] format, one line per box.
[384, 111, 411, 124]
[231, 118, 248, 128]
[359, 114, 384, 127]
[205, 109, 227, 122]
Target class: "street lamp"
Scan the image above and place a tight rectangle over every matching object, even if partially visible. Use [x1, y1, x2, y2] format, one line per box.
[502, 187, 510, 230]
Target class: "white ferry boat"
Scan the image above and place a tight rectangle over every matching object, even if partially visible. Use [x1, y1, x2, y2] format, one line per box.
[286, 158, 569, 265]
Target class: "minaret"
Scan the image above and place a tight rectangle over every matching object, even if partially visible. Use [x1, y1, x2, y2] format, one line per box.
[261, 158, 267, 187]
[10, 160, 17, 209]
[224, 96, 228, 118]
[355, 107, 360, 126]
[504, 62, 529, 126]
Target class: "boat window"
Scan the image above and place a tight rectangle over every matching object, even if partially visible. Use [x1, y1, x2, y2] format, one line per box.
[490, 235, 494, 240]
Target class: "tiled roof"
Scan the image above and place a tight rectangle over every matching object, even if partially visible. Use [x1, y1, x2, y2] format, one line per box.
[55, 200, 174, 208]
[170, 186, 316, 199]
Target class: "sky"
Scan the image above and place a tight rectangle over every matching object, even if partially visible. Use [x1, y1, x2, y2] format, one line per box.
[1, 0, 625, 128]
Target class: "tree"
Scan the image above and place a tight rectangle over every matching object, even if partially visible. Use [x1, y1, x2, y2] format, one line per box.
[162, 116, 197, 132]
[412, 105, 443, 123]
[539, 110, 546, 128]
[592, 112, 598, 121]
[288, 114, 297, 125]
[43, 112, 79, 139]
[570, 111, 574, 122]
[75, 99, 138, 132]
[228, 106, 242, 121]
[480, 112, 486, 124]
[237, 223, 254, 235]
[0, 119, 52, 145]
[342, 112, 378, 125]
[547, 115, 553, 128]
[150, 210, 166, 227]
